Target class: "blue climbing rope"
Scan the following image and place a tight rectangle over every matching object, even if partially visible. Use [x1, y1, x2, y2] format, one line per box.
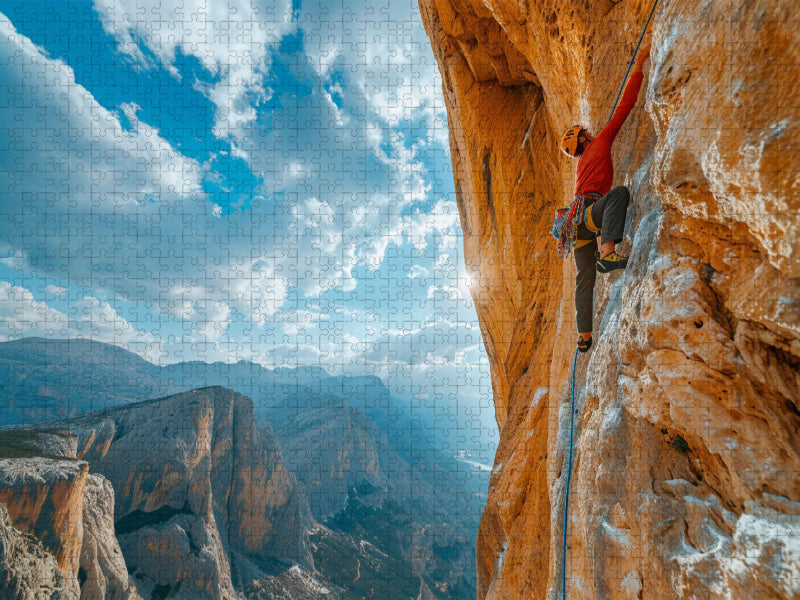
[607, 0, 660, 123]
[561, 346, 579, 600]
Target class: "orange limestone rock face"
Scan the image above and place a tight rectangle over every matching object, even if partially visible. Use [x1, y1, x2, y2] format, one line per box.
[0, 458, 88, 597]
[420, 0, 800, 598]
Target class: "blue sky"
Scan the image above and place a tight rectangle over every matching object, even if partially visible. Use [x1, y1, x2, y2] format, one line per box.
[0, 0, 494, 437]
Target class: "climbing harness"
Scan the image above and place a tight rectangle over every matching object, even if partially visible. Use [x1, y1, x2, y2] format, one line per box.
[607, 0, 660, 122]
[561, 346, 579, 600]
[552, 193, 601, 259]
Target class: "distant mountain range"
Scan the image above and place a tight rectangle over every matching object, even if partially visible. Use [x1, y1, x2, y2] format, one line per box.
[0, 337, 495, 599]
[0, 337, 496, 456]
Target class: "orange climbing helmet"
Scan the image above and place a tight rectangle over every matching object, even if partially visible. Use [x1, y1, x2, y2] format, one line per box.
[560, 125, 588, 157]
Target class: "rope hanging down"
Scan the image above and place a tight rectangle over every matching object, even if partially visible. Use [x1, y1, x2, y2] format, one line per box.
[560, 4, 661, 598]
[560, 346, 579, 600]
[607, 0, 660, 122]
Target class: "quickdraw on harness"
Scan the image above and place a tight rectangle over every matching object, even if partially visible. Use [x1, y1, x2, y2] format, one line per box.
[552, 193, 601, 259]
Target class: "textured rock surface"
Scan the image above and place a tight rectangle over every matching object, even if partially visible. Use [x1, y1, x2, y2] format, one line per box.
[65, 386, 313, 599]
[0, 458, 87, 598]
[275, 401, 476, 597]
[0, 502, 75, 600]
[244, 563, 335, 600]
[3, 377, 478, 598]
[18, 431, 78, 459]
[0, 457, 141, 600]
[80, 474, 142, 600]
[274, 402, 389, 519]
[419, 0, 800, 598]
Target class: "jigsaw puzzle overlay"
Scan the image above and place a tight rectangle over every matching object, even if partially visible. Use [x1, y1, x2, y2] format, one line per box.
[418, 0, 800, 598]
[0, 1, 495, 598]
[2, 0, 800, 599]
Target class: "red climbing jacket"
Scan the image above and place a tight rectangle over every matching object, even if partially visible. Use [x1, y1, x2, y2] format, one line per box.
[553, 69, 645, 257]
[575, 70, 644, 197]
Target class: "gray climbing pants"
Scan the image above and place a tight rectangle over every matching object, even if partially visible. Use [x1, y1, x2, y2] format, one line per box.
[573, 186, 630, 333]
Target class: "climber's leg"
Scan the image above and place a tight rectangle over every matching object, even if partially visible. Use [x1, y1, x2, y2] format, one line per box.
[573, 238, 597, 339]
[589, 187, 630, 272]
[590, 186, 630, 256]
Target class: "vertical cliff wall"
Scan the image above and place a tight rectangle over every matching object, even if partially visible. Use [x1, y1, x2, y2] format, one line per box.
[68, 387, 313, 598]
[0, 457, 142, 600]
[0, 502, 75, 600]
[419, 0, 800, 598]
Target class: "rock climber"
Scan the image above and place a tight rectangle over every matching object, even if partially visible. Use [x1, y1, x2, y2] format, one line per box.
[559, 43, 651, 353]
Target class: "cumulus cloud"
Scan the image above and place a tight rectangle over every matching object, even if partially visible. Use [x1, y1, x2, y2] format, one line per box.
[408, 265, 428, 279]
[301, 0, 444, 124]
[0, 281, 162, 361]
[166, 257, 288, 327]
[0, 0, 446, 308]
[0, 281, 70, 339]
[0, 251, 28, 271]
[0, 16, 203, 206]
[84, 0, 453, 295]
[93, 0, 295, 143]
[45, 285, 68, 297]
[0, 17, 291, 340]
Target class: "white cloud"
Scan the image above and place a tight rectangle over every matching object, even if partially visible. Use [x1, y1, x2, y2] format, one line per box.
[0, 281, 162, 361]
[93, 0, 295, 145]
[0, 19, 290, 337]
[161, 256, 290, 337]
[93, 0, 454, 285]
[301, 0, 445, 128]
[0, 251, 27, 271]
[213, 257, 289, 326]
[426, 284, 465, 302]
[0, 281, 69, 339]
[0, 2, 489, 410]
[189, 300, 232, 343]
[0, 15, 203, 207]
[45, 285, 68, 297]
[408, 265, 428, 279]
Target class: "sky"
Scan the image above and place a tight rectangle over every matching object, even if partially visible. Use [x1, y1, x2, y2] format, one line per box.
[0, 0, 494, 436]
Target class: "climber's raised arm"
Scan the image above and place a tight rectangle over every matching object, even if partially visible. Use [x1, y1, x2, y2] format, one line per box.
[554, 41, 652, 353]
[596, 43, 651, 144]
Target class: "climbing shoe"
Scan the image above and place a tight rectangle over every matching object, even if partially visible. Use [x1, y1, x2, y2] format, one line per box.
[596, 251, 628, 273]
[577, 336, 592, 353]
